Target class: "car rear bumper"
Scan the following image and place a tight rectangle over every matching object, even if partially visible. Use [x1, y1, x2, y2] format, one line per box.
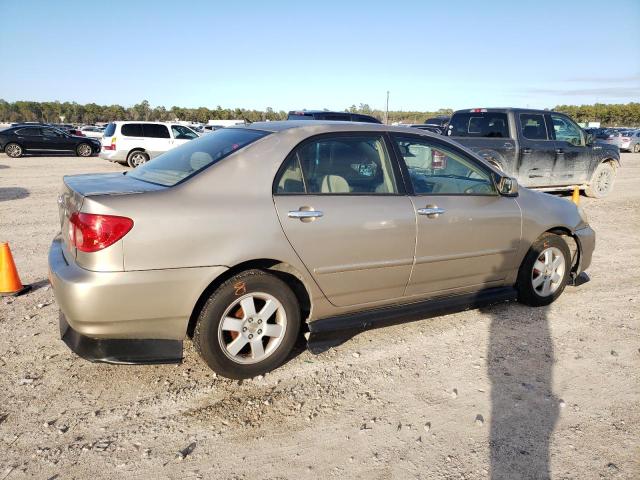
[573, 225, 595, 274]
[48, 235, 228, 341]
[99, 149, 127, 162]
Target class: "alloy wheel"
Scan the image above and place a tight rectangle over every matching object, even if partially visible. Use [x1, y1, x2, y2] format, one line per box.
[78, 144, 91, 157]
[595, 168, 612, 195]
[531, 247, 566, 297]
[217, 292, 287, 364]
[6, 144, 22, 157]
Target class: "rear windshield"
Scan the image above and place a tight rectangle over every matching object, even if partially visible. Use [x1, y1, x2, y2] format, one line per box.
[447, 112, 510, 138]
[127, 128, 270, 186]
[104, 123, 116, 137]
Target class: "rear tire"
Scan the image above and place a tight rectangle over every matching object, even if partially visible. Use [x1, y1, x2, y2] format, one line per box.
[76, 143, 92, 157]
[5, 143, 22, 158]
[127, 150, 149, 168]
[193, 269, 301, 379]
[585, 161, 615, 198]
[634, 144, 640, 153]
[517, 233, 571, 307]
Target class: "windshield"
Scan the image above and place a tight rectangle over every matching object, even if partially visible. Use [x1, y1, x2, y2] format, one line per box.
[127, 127, 270, 186]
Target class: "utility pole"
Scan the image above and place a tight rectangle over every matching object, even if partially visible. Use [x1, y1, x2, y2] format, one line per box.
[385, 90, 390, 125]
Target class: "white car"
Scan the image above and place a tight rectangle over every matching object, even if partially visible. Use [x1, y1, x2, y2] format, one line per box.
[100, 121, 199, 167]
[79, 126, 105, 139]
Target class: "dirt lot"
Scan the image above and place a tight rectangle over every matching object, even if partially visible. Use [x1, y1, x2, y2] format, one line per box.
[0, 153, 638, 480]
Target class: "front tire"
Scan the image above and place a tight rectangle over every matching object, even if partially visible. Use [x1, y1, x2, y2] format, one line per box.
[5, 143, 23, 158]
[127, 150, 149, 168]
[633, 144, 640, 153]
[517, 233, 571, 307]
[585, 161, 616, 198]
[193, 270, 301, 379]
[76, 143, 92, 157]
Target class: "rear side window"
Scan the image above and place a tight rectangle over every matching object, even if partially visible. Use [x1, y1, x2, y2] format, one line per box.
[447, 112, 510, 138]
[104, 123, 116, 136]
[121, 123, 144, 137]
[128, 128, 270, 186]
[15, 127, 42, 136]
[520, 114, 548, 140]
[143, 124, 170, 138]
[275, 135, 398, 194]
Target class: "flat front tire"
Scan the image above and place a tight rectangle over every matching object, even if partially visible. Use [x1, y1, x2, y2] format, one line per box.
[5, 143, 22, 158]
[517, 233, 571, 307]
[193, 269, 301, 379]
[585, 161, 616, 198]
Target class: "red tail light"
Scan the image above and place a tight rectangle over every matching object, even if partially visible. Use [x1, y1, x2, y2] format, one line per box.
[69, 212, 133, 252]
[102, 144, 115, 151]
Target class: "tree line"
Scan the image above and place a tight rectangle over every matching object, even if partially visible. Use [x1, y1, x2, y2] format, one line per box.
[1, 99, 638, 126]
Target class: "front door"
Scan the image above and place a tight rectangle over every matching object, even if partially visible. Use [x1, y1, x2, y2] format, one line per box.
[41, 127, 73, 151]
[273, 133, 416, 307]
[391, 134, 522, 297]
[516, 113, 559, 187]
[549, 113, 592, 184]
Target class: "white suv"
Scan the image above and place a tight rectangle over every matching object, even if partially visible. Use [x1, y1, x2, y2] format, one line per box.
[100, 121, 199, 167]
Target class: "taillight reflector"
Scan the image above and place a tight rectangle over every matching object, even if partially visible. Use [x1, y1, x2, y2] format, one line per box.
[69, 212, 133, 252]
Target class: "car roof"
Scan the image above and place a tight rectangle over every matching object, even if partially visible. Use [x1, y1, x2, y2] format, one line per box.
[452, 107, 561, 115]
[235, 120, 443, 137]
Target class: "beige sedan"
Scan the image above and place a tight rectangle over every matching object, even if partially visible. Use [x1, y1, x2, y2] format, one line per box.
[49, 122, 595, 379]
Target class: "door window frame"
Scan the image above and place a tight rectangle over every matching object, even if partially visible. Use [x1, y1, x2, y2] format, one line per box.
[272, 131, 408, 196]
[389, 132, 500, 197]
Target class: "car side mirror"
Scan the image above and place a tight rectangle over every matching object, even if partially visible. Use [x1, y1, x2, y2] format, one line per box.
[585, 133, 595, 145]
[495, 175, 518, 197]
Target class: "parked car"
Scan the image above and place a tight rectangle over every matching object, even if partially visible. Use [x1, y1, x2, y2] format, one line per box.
[445, 108, 620, 198]
[99, 121, 199, 167]
[49, 122, 594, 379]
[624, 130, 640, 153]
[79, 125, 105, 139]
[409, 124, 445, 134]
[0, 125, 100, 158]
[424, 115, 450, 129]
[287, 110, 381, 123]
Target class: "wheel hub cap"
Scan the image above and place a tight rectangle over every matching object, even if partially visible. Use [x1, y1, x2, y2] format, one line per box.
[531, 246, 566, 297]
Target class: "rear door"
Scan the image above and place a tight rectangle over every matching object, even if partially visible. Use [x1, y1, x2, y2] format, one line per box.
[516, 113, 559, 186]
[273, 133, 416, 307]
[549, 113, 592, 184]
[446, 111, 518, 176]
[141, 124, 171, 158]
[14, 127, 44, 150]
[391, 134, 522, 297]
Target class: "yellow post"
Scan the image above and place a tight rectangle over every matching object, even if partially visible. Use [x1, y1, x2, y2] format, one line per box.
[571, 187, 580, 205]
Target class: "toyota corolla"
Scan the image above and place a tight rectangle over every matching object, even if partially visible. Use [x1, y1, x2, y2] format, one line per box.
[48, 122, 594, 379]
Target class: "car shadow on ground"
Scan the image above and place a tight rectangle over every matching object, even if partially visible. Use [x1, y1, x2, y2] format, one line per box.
[0, 164, 9, 169]
[0, 187, 29, 201]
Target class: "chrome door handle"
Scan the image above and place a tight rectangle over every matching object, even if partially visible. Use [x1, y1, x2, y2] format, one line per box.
[503, 143, 514, 150]
[417, 206, 445, 217]
[288, 209, 323, 221]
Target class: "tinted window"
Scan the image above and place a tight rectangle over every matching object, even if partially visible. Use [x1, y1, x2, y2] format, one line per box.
[42, 128, 64, 137]
[448, 112, 510, 138]
[171, 125, 198, 140]
[143, 124, 170, 138]
[104, 123, 116, 137]
[15, 127, 42, 136]
[351, 114, 381, 124]
[287, 113, 314, 120]
[520, 114, 548, 140]
[128, 128, 270, 186]
[393, 136, 496, 195]
[283, 135, 398, 194]
[318, 114, 350, 121]
[121, 123, 144, 137]
[551, 114, 584, 146]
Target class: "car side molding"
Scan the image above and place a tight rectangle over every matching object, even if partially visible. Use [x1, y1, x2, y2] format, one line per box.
[307, 287, 518, 354]
[59, 313, 183, 365]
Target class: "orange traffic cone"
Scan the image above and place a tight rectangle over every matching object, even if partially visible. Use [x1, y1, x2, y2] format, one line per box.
[0, 242, 31, 296]
[571, 187, 580, 205]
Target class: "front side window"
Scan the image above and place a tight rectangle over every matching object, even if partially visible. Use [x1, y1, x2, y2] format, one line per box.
[121, 123, 144, 137]
[275, 135, 398, 194]
[551, 114, 584, 146]
[171, 125, 198, 140]
[42, 128, 64, 137]
[128, 128, 269, 187]
[143, 124, 170, 138]
[520, 114, 548, 140]
[448, 112, 510, 138]
[393, 136, 496, 195]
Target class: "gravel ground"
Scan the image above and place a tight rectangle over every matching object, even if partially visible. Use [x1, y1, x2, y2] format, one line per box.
[0, 153, 638, 480]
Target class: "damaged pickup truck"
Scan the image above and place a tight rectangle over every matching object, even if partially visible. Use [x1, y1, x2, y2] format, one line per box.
[445, 108, 620, 197]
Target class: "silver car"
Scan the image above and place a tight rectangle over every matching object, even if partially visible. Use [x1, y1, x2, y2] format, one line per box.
[49, 122, 595, 379]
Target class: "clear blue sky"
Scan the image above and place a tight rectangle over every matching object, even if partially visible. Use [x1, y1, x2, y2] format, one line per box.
[1, 0, 638, 112]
